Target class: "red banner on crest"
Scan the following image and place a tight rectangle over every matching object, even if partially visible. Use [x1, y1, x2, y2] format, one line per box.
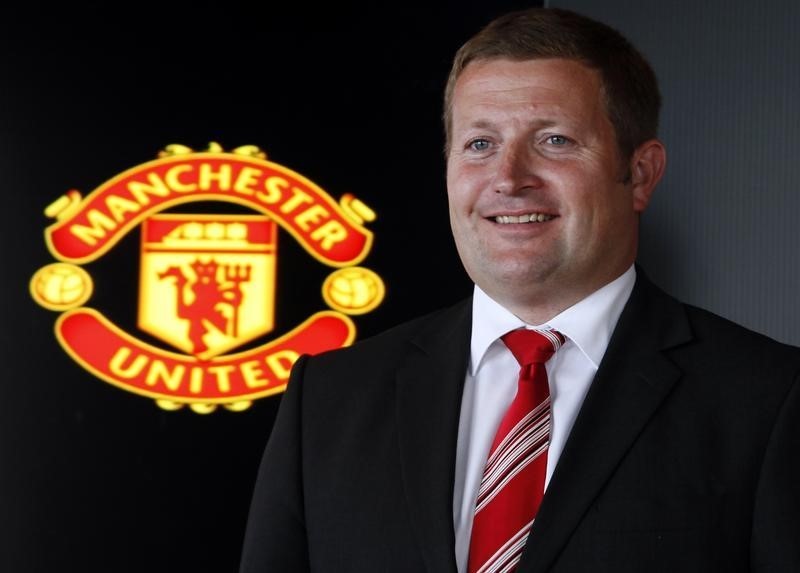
[46, 154, 372, 266]
[56, 308, 355, 402]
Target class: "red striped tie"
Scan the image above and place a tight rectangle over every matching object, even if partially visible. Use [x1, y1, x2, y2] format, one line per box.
[467, 328, 564, 573]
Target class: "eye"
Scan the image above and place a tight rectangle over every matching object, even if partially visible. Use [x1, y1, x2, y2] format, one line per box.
[545, 134, 570, 146]
[467, 138, 491, 152]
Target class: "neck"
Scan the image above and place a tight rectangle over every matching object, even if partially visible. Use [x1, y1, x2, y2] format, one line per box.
[480, 266, 635, 325]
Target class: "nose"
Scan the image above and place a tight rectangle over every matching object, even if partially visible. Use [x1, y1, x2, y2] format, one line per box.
[491, 140, 543, 195]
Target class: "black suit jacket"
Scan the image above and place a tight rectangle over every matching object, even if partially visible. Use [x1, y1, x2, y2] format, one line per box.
[240, 275, 800, 572]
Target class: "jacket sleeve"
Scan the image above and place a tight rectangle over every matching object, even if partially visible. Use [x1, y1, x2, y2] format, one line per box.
[751, 371, 800, 571]
[239, 355, 311, 573]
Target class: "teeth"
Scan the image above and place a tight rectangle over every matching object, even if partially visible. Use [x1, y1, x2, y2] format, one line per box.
[494, 213, 554, 224]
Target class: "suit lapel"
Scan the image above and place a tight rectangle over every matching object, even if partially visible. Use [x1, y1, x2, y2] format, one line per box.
[395, 300, 471, 573]
[519, 274, 692, 573]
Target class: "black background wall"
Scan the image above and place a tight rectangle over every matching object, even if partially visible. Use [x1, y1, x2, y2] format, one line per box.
[1, 2, 534, 572]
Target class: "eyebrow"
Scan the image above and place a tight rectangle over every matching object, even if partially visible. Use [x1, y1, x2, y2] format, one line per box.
[459, 118, 562, 132]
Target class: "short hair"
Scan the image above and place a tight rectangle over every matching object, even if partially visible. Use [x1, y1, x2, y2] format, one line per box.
[443, 8, 661, 159]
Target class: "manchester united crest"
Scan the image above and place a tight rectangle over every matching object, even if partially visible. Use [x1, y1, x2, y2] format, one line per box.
[30, 143, 385, 413]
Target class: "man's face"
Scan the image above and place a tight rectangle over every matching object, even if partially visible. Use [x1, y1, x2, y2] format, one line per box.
[446, 57, 650, 319]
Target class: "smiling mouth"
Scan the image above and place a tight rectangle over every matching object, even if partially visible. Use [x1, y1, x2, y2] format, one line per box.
[493, 213, 556, 224]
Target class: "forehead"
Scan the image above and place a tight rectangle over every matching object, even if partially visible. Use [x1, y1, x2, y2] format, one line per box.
[451, 58, 607, 127]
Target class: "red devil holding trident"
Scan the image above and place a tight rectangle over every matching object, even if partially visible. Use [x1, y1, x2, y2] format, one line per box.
[158, 258, 252, 355]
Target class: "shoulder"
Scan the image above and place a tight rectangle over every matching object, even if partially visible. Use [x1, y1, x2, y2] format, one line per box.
[626, 271, 800, 392]
[680, 302, 800, 375]
[619, 274, 800, 442]
[683, 301, 800, 357]
[634, 269, 800, 362]
[300, 298, 471, 376]
[284, 298, 471, 423]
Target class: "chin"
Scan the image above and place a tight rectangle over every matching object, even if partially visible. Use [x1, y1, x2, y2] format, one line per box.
[474, 262, 557, 292]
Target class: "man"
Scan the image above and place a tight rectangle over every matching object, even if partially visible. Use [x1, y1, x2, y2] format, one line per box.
[240, 8, 800, 572]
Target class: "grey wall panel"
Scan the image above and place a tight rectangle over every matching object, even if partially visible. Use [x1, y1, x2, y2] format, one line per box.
[547, 0, 800, 344]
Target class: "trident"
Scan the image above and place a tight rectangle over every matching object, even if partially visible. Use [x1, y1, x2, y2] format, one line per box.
[225, 264, 252, 338]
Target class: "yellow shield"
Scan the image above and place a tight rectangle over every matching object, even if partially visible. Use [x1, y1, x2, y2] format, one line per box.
[138, 214, 277, 359]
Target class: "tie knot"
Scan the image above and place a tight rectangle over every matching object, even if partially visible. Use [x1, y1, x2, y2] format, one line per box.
[501, 328, 564, 366]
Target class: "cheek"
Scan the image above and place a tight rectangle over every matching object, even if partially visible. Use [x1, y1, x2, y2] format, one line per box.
[446, 173, 477, 214]
[445, 167, 461, 208]
[448, 158, 491, 189]
[559, 192, 607, 243]
[446, 186, 464, 219]
[582, 192, 635, 245]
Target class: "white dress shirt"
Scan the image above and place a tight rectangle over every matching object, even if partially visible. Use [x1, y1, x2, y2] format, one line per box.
[452, 266, 636, 572]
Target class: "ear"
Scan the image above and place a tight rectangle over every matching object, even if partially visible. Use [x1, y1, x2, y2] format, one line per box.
[628, 139, 666, 212]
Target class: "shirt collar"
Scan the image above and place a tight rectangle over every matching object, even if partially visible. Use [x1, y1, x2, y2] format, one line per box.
[470, 265, 636, 375]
